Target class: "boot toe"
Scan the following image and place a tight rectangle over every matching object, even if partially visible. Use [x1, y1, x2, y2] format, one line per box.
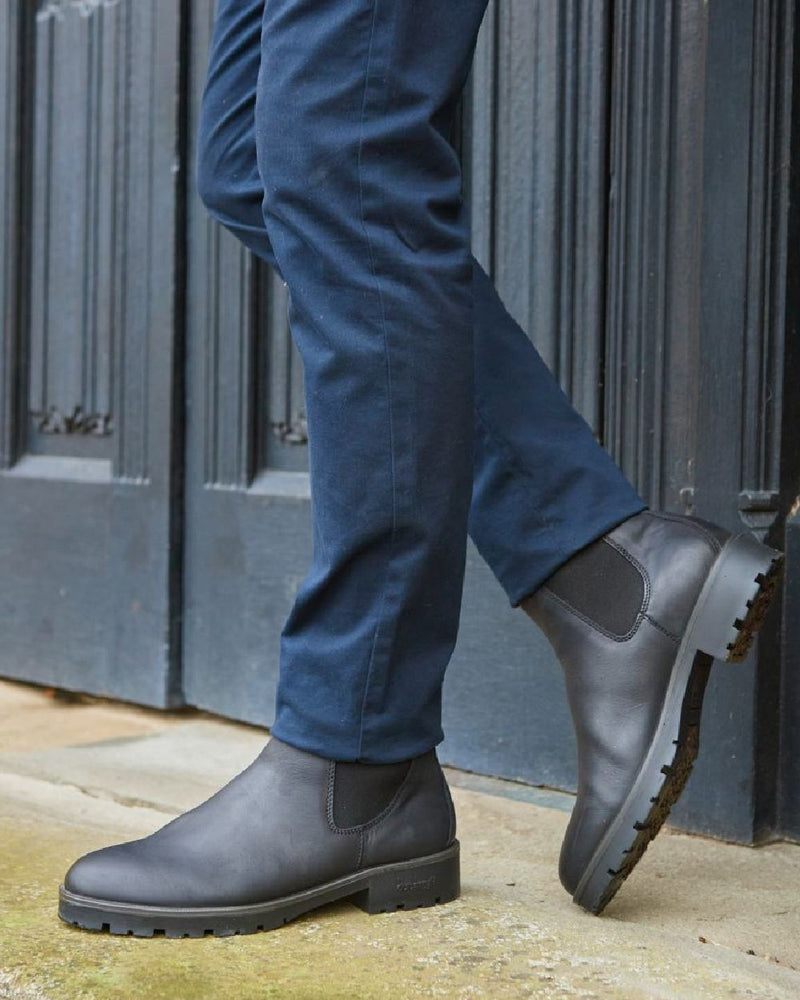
[64, 842, 161, 905]
[558, 798, 615, 897]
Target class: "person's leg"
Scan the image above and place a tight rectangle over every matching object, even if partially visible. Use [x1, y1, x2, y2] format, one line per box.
[194, 0, 645, 623]
[254, 0, 490, 763]
[60, 0, 486, 937]
[190, 0, 783, 926]
[59, 0, 785, 934]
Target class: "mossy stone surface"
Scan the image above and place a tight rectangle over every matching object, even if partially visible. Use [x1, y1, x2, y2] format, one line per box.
[1, 680, 800, 1000]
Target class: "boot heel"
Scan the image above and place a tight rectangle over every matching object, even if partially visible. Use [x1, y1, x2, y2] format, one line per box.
[350, 842, 460, 915]
[690, 533, 783, 663]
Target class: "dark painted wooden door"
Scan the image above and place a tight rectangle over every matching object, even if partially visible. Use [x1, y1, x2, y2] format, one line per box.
[0, 1, 183, 707]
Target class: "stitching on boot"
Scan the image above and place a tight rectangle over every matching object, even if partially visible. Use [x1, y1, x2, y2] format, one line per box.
[643, 612, 681, 642]
[356, 828, 365, 870]
[358, 755, 419, 833]
[327, 761, 366, 837]
[605, 537, 651, 608]
[541, 539, 651, 642]
[441, 767, 456, 846]
[539, 587, 646, 642]
[328, 756, 421, 835]
[325, 761, 350, 835]
[647, 510, 724, 553]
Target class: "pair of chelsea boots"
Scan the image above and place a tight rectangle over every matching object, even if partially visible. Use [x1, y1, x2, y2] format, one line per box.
[59, 511, 783, 935]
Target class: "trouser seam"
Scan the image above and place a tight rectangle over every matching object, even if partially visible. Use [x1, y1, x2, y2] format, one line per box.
[355, 0, 400, 760]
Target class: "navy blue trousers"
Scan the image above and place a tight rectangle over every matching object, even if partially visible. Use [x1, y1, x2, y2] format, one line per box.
[197, 0, 645, 762]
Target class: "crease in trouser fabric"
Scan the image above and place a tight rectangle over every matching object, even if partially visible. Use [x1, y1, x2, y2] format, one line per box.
[196, 0, 645, 763]
[256, 0, 485, 763]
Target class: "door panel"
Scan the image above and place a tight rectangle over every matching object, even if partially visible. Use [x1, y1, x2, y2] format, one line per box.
[0, 0, 182, 706]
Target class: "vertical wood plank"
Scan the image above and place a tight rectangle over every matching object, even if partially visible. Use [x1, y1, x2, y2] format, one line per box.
[0, 0, 184, 708]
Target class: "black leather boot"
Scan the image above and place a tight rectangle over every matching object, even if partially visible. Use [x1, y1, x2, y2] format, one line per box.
[59, 737, 459, 937]
[522, 510, 783, 916]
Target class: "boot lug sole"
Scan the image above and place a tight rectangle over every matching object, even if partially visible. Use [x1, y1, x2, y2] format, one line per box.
[572, 534, 784, 915]
[58, 842, 460, 937]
